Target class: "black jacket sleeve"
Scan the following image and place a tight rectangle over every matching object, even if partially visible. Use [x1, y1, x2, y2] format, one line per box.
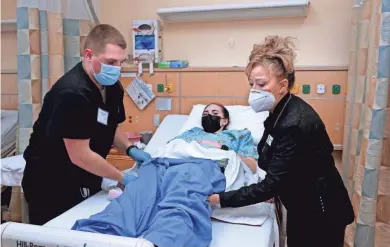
[219, 127, 302, 208]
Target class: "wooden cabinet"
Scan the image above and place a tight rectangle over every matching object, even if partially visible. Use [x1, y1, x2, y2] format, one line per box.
[106, 148, 135, 171]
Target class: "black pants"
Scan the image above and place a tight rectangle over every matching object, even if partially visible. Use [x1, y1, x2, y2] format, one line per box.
[286, 214, 346, 247]
[24, 185, 92, 225]
[28, 201, 68, 226]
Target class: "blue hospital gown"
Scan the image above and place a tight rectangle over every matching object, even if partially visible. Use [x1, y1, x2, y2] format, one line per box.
[170, 127, 259, 159]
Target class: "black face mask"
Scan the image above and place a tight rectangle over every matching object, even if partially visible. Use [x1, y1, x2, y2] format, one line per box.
[202, 115, 222, 133]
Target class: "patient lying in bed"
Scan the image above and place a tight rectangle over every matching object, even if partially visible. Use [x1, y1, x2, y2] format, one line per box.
[170, 103, 258, 172]
[72, 104, 259, 247]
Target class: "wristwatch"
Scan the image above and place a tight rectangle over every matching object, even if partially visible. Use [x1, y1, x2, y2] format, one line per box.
[126, 145, 137, 155]
[221, 145, 229, 151]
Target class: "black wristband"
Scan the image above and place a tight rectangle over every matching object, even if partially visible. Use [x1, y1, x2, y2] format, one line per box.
[126, 145, 137, 156]
[221, 145, 229, 151]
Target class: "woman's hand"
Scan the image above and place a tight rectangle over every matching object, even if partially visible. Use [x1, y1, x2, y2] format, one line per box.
[198, 140, 222, 148]
[208, 194, 220, 206]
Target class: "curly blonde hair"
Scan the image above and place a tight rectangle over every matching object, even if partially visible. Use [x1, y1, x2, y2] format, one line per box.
[246, 36, 297, 89]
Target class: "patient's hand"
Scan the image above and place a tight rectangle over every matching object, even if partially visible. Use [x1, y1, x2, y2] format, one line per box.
[238, 155, 257, 174]
[197, 140, 222, 148]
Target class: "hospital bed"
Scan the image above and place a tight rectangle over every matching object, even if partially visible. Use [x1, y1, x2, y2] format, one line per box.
[1, 114, 278, 247]
[1, 110, 25, 224]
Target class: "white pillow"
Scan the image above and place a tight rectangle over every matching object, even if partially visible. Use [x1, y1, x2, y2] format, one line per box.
[179, 104, 269, 144]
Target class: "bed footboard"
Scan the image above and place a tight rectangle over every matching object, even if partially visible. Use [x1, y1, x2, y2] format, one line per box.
[1, 222, 154, 247]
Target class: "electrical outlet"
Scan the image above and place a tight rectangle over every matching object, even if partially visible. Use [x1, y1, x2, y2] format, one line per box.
[336, 123, 340, 131]
[135, 116, 139, 123]
[228, 37, 235, 48]
[154, 114, 160, 126]
[317, 84, 325, 94]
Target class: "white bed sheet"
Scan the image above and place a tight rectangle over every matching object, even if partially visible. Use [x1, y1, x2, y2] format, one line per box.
[1, 110, 18, 157]
[45, 114, 277, 247]
[1, 154, 25, 186]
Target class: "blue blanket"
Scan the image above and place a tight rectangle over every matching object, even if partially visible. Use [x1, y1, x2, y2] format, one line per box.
[72, 158, 226, 247]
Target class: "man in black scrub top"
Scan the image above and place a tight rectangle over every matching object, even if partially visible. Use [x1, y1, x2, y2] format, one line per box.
[22, 24, 152, 225]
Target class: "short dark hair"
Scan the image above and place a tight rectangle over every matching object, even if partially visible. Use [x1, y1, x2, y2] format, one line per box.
[84, 24, 127, 53]
[205, 103, 230, 130]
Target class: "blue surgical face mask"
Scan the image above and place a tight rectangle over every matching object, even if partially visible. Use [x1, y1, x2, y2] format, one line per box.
[92, 56, 121, 86]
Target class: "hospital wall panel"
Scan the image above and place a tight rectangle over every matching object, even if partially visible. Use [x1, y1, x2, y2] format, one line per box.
[1, 74, 18, 95]
[1, 95, 18, 110]
[120, 72, 180, 97]
[121, 95, 180, 133]
[180, 72, 249, 97]
[119, 66, 348, 150]
[1, 32, 17, 73]
[1, 73, 18, 110]
[180, 98, 248, 114]
[1, 1, 18, 111]
[180, 70, 348, 99]
[293, 71, 348, 98]
[304, 99, 345, 148]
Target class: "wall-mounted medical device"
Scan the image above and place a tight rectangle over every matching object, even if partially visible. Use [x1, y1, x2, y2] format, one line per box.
[132, 20, 162, 75]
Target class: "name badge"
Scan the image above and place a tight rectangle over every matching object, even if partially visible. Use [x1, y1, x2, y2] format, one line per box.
[266, 135, 274, 146]
[97, 108, 109, 125]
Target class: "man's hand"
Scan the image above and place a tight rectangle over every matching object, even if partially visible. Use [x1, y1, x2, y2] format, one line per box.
[208, 194, 220, 206]
[120, 173, 137, 186]
[198, 140, 222, 148]
[127, 146, 152, 163]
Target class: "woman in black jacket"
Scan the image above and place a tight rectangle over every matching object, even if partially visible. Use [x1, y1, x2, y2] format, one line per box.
[208, 36, 354, 247]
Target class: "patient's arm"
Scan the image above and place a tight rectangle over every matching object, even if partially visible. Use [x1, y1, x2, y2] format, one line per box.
[198, 139, 257, 173]
[234, 130, 259, 173]
[238, 155, 257, 173]
[197, 140, 222, 148]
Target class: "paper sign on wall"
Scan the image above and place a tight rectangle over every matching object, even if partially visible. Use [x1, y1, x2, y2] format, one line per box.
[126, 77, 156, 110]
[155, 97, 172, 111]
